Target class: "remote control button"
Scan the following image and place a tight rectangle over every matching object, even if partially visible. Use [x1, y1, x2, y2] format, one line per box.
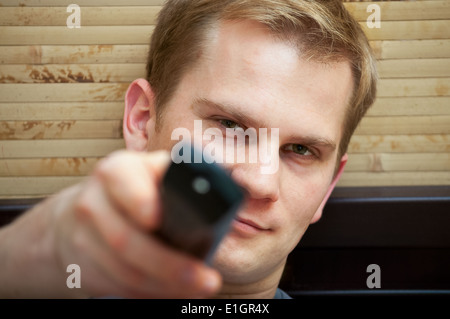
[192, 177, 211, 195]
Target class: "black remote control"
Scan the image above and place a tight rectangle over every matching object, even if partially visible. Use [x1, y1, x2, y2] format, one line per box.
[155, 145, 244, 263]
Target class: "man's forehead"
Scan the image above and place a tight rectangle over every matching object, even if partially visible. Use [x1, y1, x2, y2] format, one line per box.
[201, 20, 353, 112]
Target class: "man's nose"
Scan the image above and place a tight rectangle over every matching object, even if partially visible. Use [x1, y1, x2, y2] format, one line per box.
[229, 160, 280, 202]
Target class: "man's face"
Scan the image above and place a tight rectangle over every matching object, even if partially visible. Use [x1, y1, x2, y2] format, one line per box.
[146, 20, 354, 285]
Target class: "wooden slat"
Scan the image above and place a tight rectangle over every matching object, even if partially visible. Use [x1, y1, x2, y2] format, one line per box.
[0, 45, 149, 64]
[0, 139, 125, 158]
[360, 20, 450, 40]
[1, 170, 448, 197]
[0, 157, 100, 176]
[371, 40, 450, 59]
[337, 171, 450, 187]
[0, 64, 146, 83]
[347, 135, 450, 154]
[7, 98, 448, 122]
[4, 116, 447, 139]
[1, 171, 449, 197]
[346, 153, 450, 172]
[367, 97, 450, 116]
[377, 59, 450, 78]
[3, 153, 447, 177]
[3, 171, 449, 197]
[0, 102, 124, 120]
[0, 21, 447, 45]
[377, 78, 450, 97]
[1, 2, 447, 26]
[0, 0, 165, 6]
[0, 120, 122, 140]
[0, 26, 154, 45]
[0, 195, 43, 199]
[355, 116, 450, 135]
[1, 40, 449, 65]
[0, 79, 447, 103]
[1, 115, 448, 145]
[0, 135, 447, 159]
[345, 1, 450, 21]
[0, 176, 85, 197]
[1, 59, 446, 83]
[1, 2, 448, 21]
[0, 83, 129, 102]
[0, 7, 160, 26]
[3, 0, 438, 7]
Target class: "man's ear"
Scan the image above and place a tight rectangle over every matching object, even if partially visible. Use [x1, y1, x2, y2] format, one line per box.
[123, 78, 156, 151]
[310, 153, 348, 224]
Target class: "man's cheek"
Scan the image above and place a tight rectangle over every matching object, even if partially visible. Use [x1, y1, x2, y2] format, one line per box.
[282, 204, 320, 243]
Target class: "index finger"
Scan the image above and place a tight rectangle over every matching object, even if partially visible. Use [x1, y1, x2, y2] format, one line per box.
[94, 150, 171, 230]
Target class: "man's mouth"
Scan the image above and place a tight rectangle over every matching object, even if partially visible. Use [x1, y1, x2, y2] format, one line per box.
[231, 216, 270, 236]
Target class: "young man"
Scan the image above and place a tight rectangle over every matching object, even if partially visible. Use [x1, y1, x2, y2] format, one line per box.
[0, 0, 377, 298]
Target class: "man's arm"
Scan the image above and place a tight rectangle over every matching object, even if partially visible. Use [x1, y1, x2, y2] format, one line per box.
[0, 151, 221, 298]
[0, 185, 86, 298]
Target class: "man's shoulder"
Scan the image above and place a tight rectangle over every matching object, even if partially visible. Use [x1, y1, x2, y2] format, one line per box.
[274, 288, 292, 299]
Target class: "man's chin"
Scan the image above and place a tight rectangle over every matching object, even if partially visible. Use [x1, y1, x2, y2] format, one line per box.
[212, 232, 290, 287]
[211, 235, 267, 284]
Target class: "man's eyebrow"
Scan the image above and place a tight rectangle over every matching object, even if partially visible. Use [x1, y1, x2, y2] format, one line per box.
[193, 97, 270, 128]
[288, 134, 337, 151]
[194, 97, 337, 151]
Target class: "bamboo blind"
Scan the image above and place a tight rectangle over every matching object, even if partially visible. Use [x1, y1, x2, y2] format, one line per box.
[0, 0, 449, 198]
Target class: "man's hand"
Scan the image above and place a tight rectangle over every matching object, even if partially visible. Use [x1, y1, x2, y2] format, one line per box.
[0, 150, 222, 298]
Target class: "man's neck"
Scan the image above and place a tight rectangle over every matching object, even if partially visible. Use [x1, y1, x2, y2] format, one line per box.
[214, 261, 286, 299]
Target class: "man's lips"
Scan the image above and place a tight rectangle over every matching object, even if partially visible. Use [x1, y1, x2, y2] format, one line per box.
[232, 216, 270, 234]
[236, 217, 268, 230]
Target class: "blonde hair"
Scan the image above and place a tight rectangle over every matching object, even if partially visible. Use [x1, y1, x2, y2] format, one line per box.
[146, 0, 378, 163]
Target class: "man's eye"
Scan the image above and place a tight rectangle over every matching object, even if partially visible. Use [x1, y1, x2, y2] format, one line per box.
[219, 119, 242, 130]
[285, 144, 313, 156]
